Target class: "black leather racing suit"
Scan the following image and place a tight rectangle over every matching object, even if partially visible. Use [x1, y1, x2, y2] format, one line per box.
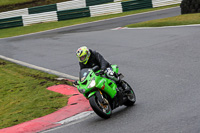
[79, 49, 111, 71]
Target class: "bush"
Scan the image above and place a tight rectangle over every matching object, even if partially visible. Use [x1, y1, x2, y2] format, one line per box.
[180, 0, 200, 14]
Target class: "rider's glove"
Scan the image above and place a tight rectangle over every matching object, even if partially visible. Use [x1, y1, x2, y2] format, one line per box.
[99, 69, 105, 75]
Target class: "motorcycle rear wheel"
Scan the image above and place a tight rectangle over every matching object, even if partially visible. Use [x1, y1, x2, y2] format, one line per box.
[89, 95, 112, 119]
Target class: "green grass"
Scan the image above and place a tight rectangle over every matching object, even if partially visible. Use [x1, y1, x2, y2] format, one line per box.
[0, 4, 179, 39]
[0, 58, 72, 129]
[0, 0, 33, 6]
[126, 12, 200, 28]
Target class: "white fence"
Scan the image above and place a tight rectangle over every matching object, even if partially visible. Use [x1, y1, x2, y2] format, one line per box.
[152, 0, 182, 8]
[57, 0, 86, 11]
[89, 2, 122, 17]
[22, 11, 58, 26]
[0, 8, 28, 19]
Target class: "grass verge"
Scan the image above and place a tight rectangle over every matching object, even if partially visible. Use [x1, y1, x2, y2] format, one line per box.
[126, 12, 200, 28]
[0, 58, 72, 129]
[0, 4, 179, 39]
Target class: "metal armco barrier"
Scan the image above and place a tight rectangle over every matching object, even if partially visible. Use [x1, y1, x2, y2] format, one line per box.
[0, 0, 181, 29]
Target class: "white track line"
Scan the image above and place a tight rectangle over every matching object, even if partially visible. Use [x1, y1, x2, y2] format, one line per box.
[118, 24, 200, 30]
[0, 55, 78, 80]
[56, 111, 94, 125]
[41, 111, 95, 133]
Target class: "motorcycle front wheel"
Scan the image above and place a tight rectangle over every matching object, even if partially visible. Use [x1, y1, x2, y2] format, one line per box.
[89, 94, 112, 119]
[122, 81, 136, 106]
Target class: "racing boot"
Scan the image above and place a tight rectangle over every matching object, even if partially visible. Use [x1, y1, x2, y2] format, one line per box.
[116, 88, 124, 106]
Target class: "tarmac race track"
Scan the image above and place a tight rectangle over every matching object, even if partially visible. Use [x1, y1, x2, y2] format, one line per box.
[1, 7, 200, 133]
[43, 25, 200, 133]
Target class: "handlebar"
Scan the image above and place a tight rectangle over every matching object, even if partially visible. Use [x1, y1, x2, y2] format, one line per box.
[95, 70, 105, 76]
[92, 66, 100, 72]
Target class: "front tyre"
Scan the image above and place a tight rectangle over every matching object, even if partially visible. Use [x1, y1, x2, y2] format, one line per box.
[122, 81, 136, 106]
[89, 95, 112, 119]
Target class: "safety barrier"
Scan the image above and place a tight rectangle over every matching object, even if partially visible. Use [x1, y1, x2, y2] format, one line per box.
[28, 4, 57, 14]
[89, 2, 122, 17]
[57, 0, 86, 11]
[0, 8, 28, 19]
[86, 0, 113, 6]
[152, 0, 181, 8]
[23, 11, 58, 26]
[0, 16, 23, 29]
[122, 0, 152, 12]
[0, 0, 181, 29]
[57, 7, 90, 21]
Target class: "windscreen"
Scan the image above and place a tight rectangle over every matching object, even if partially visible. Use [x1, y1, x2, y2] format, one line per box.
[79, 68, 91, 82]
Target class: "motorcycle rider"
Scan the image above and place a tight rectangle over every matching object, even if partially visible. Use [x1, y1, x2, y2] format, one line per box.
[76, 46, 126, 90]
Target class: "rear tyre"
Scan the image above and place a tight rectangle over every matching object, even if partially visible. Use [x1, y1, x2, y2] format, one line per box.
[89, 95, 112, 119]
[122, 81, 136, 106]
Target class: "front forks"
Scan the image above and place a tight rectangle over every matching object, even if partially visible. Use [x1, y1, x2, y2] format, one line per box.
[96, 90, 106, 104]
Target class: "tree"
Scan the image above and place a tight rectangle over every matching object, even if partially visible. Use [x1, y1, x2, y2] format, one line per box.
[180, 0, 200, 14]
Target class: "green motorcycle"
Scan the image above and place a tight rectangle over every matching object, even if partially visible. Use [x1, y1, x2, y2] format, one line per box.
[76, 65, 136, 119]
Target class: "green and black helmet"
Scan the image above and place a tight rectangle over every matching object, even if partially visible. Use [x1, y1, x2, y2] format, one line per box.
[76, 46, 91, 64]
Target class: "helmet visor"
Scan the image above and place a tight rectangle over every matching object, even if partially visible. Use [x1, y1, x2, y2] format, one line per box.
[80, 55, 87, 61]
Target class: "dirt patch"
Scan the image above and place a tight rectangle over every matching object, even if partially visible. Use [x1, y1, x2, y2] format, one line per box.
[0, 62, 6, 65]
